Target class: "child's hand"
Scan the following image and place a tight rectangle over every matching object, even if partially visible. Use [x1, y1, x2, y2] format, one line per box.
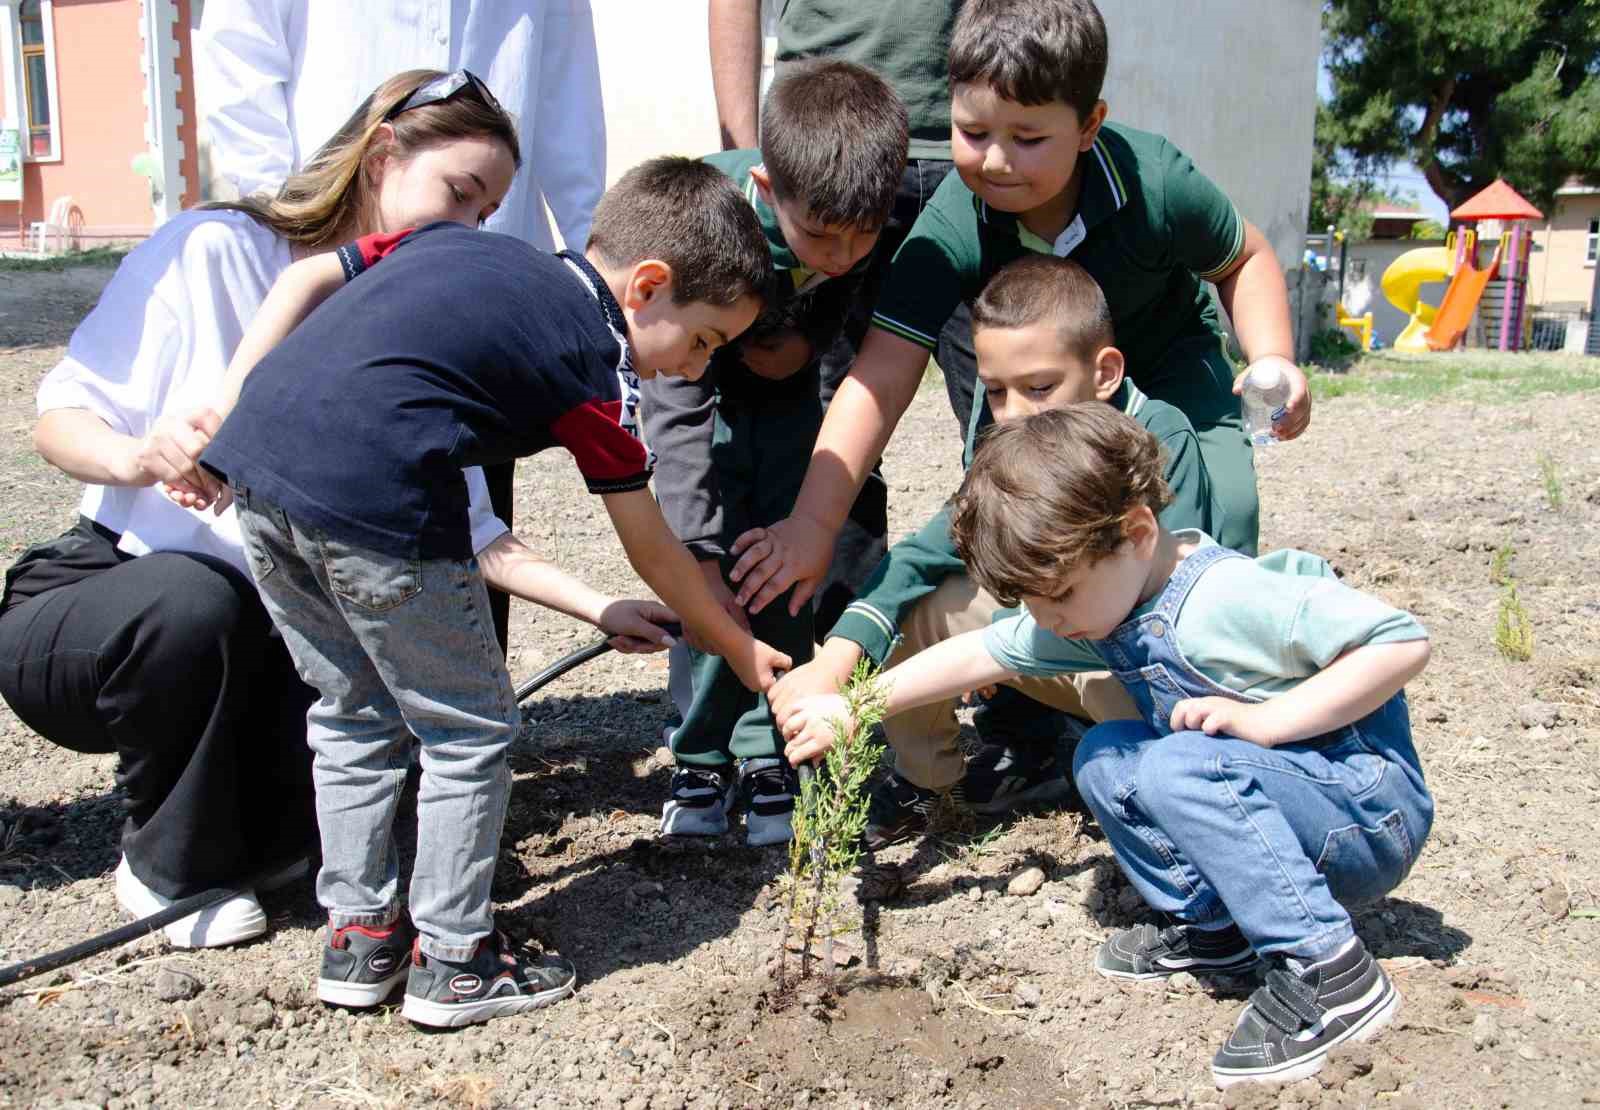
[727, 635, 792, 693]
[597, 599, 679, 654]
[1233, 355, 1311, 440]
[769, 639, 860, 727]
[728, 514, 834, 616]
[780, 693, 851, 767]
[1168, 696, 1277, 746]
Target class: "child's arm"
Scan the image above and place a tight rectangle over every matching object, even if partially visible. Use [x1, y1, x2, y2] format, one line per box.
[1212, 221, 1310, 440]
[216, 252, 348, 420]
[600, 487, 790, 691]
[1169, 638, 1431, 747]
[780, 628, 1017, 766]
[476, 531, 678, 653]
[727, 327, 931, 614]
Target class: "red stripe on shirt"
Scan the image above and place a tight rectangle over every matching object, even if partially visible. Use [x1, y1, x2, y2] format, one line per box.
[551, 399, 649, 482]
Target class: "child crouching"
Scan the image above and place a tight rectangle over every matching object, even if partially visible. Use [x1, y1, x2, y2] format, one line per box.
[780, 405, 1433, 1087]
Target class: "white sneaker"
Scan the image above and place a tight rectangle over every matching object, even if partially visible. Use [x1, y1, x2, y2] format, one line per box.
[114, 856, 267, 948]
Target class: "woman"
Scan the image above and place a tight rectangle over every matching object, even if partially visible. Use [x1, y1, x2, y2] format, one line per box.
[0, 69, 521, 947]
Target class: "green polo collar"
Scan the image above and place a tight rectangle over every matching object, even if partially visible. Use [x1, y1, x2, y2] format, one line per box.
[975, 132, 1130, 253]
[743, 170, 806, 274]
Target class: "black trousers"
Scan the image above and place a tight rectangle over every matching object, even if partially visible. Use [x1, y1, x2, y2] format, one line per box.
[0, 519, 316, 898]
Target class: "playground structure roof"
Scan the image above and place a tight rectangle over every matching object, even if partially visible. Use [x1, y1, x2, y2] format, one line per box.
[1451, 180, 1543, 222]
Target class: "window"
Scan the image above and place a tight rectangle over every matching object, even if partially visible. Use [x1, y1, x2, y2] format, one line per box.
[19, 1, 55, 159]
[1588, 218, 1598, 266]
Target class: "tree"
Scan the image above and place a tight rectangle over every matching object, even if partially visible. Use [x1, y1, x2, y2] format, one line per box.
[1322, 0, 1600, 215]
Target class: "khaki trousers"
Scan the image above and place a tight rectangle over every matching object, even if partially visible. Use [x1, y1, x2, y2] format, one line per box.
[884, 574, 1140, 790]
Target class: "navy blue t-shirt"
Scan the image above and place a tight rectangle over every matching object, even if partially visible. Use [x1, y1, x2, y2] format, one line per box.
[203, 223, 649, 559]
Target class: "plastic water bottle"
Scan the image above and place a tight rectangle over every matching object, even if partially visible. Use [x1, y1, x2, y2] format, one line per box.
[1241, 362, 1290, 446]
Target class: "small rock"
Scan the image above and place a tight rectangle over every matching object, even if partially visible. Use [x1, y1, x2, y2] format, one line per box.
[0, 887, 22, 910]
[1014, 982, 1042, 1008]
[1517, 1044, 1545, 1062]
[653, 746, 674, 767]
[241, 1000, 275, 1032]
[1472, 1011, 1501, 1051]
[1167, 972, 1199, 992]
[1007, 866, 1046, 897]
[967, 884, 984, 903]
[1027, 905, 1052, 928]
[630, 880, 664, 899]
[1526, 724, 1551, 741]
[1542, 886, 1571, 920]
[1517, 702, 1559, 729]
[154, 969, 202, 1003]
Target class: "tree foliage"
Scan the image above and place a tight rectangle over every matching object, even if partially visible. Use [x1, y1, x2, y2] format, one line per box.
[1322, 0, 1600, 214]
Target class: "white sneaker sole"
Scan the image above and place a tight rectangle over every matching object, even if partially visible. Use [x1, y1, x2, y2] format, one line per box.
[1211, 982, 1401, 1088]
[114, 858, 266, 949]
[401, 980, 575, 1028]
[318, 968, 410, 1008]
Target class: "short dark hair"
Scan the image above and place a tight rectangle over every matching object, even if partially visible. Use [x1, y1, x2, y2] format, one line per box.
[950, 405, 1170, 605]
[587, 156, 769, 306]
[971, 255, 1114, 362]
[761, 59, 909, 229]
[949, 0, 1109, 119]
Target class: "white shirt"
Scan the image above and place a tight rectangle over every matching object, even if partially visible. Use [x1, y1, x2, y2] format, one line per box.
[38, 210, 507, 576]
[195, 0, 606, 251]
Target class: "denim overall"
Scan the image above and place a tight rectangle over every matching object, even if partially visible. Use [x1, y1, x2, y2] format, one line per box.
[1071, 541, 1434, 960]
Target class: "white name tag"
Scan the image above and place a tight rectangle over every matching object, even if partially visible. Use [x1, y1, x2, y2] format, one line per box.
[1053, 214, 1087, 256]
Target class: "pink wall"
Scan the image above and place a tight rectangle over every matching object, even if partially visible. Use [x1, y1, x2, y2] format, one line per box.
[3, 0, 184, 237]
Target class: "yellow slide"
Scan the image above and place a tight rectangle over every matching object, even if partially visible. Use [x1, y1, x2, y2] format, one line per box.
[1381, 247, 1451, 353]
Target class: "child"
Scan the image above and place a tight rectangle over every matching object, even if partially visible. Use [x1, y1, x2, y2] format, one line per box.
[199, 157, 792, 1029]
[782, 405, 1434, 1087]
[727, 0, 1303, 621]
[772, 254, 1242, 847]
[644, 59, 908, 846]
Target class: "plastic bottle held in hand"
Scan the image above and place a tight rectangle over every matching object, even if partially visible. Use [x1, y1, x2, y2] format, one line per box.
[1241, 361, 1291, 446]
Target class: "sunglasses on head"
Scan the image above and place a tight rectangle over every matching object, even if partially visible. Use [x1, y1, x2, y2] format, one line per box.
[384, 69, 502, 122]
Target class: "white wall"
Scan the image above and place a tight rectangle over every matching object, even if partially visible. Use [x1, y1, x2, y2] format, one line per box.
[592, 0, 1321, 270]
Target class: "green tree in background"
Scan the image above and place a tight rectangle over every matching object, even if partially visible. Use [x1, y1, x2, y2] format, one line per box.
[1321, 0, 1600, 214]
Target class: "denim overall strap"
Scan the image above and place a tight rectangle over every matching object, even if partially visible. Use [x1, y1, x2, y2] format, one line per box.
[1095, 542, 1249, 731]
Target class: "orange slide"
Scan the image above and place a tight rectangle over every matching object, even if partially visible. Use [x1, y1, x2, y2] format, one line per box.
[1424, 240, 1501, 351]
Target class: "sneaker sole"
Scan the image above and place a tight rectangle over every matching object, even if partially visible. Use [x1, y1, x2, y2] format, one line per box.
[968, 775, 1071, 816]
[318, 968, 409, 1008]
[1211, 980, 1400, 1088]
[1095, 952, 1262, 981]
[401, 980, 576, 1028]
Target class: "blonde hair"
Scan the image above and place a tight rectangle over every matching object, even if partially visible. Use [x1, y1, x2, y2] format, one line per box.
[208, 69, 521, 250]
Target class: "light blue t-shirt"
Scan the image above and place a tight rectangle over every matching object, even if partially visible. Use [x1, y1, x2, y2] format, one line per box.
[984, 532, 1427, 699]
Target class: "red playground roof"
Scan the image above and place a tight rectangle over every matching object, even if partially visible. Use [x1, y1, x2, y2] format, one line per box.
[1451, 179, 1544, 222]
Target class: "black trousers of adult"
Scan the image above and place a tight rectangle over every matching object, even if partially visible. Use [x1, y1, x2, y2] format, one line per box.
[813, 157, 958, 634]
[0, 519, 316, 899]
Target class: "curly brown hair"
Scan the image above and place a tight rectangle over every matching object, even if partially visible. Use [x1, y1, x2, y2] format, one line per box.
[950, 405, 1170, 605]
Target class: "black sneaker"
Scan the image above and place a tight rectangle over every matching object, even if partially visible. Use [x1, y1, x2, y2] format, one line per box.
[401, 930, 577, 1029]
[660, 766, 735, 837]
[1095, 920, 1261, 980]
[961, 742, 1073, 815]
[863, 771, 963, 850]
[1211, 937, 1399, 1088]
[318, 917, 416, 1008]
[738, 757, 797, 847]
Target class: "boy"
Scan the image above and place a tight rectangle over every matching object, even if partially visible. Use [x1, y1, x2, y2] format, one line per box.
[200, 157, 791, 1028]
[772, 254, 1244, 847]
[726, 0, 1306, 622]
[645, 60, 908, 845]
[782, 405, 1434, 1088]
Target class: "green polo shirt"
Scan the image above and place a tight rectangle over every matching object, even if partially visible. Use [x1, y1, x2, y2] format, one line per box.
[776, 0, 957, 161]
[871, 123, 1245, 411]
[702, 148, 819, 291]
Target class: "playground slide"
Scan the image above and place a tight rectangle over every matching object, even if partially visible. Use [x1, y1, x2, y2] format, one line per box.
[1381, 247, 1451, 353]
[1423, 244, 1500, 352]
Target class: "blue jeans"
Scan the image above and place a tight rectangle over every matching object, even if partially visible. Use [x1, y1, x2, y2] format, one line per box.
[1073, 541, 1434, 961]
[234, 490, 519, 961]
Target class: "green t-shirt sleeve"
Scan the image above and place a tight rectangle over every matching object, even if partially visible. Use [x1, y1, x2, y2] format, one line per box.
[983, 611, 1107, 676]
[1146, 406, 1215, 538]
[870, 182, 976, 351]
[1160, 140, 1246, 282]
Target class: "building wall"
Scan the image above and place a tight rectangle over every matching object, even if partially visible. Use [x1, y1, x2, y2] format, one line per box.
[20, 0, 151, 231]
[590, 0, 1321, 270]
[1341, 238, 1450, 348]
[1527, 193, 1600, 311]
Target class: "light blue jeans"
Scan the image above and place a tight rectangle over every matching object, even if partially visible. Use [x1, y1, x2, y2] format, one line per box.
[234, 490, 518, 962]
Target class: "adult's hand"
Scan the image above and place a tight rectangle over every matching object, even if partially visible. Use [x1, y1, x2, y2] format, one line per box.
[136, 407, 228, 509]
[727, 513, 836, 616]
